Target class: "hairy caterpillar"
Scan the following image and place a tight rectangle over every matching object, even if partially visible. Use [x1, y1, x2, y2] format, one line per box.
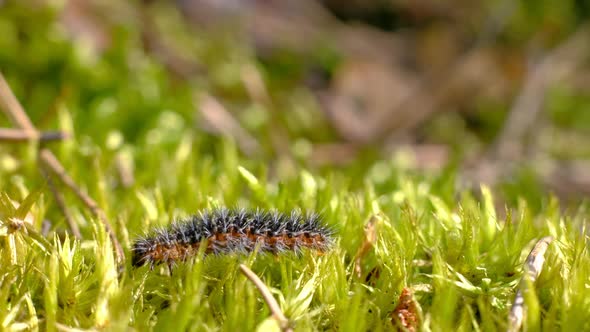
[131, 208, 334, 268]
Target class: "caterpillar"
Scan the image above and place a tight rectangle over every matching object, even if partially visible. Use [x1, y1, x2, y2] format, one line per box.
[131, 208, 334, 268]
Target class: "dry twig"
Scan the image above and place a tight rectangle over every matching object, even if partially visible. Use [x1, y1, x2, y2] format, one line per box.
[0, 128, 69, 142]
[0, 71, 124, 264]
[507, 236, 553, 332]
[40, 167, 81, 239]
[39, 150, 124, 262]
[0, 74, 37, 133]
[239, 264, 293, 332]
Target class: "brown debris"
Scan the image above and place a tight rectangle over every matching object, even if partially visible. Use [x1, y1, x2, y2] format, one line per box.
[364, 266, 381, 286]
[353, 215, 379, 278]
[390, 287, 421, 332]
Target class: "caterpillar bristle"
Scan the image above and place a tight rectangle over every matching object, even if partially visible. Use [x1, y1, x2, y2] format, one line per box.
[131, 208, 334, 268]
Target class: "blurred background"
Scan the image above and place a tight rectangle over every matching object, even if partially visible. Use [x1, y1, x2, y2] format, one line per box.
[1, 0, 590, 207]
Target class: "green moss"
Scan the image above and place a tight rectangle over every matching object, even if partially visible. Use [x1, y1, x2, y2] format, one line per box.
[0, 1, 589, 331]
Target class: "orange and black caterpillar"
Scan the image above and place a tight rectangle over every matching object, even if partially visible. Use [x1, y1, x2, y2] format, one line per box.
[131, 208, 334, 268]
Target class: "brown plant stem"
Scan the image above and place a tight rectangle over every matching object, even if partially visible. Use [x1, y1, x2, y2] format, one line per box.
[239, 264, 293, 332]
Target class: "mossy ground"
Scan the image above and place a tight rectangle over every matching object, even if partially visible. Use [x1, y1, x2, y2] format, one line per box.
[0, 2, 589, 331]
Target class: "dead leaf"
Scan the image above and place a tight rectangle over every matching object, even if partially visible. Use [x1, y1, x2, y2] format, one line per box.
[390, 287, 421, 332]
[353, 215, 379, 278]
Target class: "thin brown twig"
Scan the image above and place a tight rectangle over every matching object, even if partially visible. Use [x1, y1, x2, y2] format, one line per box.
[0, 73, 37, 133]
[239, 264, 293, 332]
[0, 128, 70, 142]
[39, 149, 124, 263]
[40, 167, 81, 239]
[507, 236, 553, 332]
[0, 70, 124, 264]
